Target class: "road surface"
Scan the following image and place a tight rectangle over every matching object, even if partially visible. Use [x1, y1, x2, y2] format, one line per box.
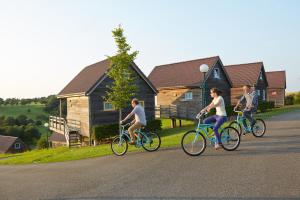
[0, 110, 300, 200]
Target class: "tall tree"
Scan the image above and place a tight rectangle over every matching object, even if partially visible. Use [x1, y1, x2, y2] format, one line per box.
[106, 25, 138, 130]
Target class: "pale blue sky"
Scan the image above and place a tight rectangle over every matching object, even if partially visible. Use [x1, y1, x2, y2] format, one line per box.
[0, 0, 299, 98]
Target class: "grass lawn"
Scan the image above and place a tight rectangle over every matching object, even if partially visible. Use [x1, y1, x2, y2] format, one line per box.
[0, 105, 299, 165]
[0, 103, 48, 119]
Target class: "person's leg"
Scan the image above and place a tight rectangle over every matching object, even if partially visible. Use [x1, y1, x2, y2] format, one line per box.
[203, 116, 217, 145]
[203, 115, 217, 125]
[242, 111, 251, 130]
[213, 116, 226, 145]
[128, 122, 142, 143]
[244, 111, 255, 128]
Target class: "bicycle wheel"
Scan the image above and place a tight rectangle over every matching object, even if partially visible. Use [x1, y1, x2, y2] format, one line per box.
[181, 130, 206, 156]
[141, 132, 161, 152]
[220, 127, 240, 151]
[229, 121, 242, 135]
[252, 119, 266, 137]
[111, 136, 128, 156]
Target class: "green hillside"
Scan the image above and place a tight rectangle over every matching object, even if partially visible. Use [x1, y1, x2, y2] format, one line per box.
[0, 104, 48, 119]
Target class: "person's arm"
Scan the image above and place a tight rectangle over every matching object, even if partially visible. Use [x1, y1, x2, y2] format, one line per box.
[201, 101, 214, 113]
[235, 95, 245, 109]
[130, 119, 136, 125]
[249, 91, 258, 110]
[121, 107, 136, 123]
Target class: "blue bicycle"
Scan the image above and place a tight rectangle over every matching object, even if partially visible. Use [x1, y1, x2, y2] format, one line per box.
[181, 112, 241, 156]
[229, 109, 266, 137]
[111, 123, 161, 156]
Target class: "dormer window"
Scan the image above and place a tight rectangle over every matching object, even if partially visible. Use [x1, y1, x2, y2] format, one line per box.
[14, 143, 21, 149]
[259, 72, 263, 80]
[213, 68, 220, 79]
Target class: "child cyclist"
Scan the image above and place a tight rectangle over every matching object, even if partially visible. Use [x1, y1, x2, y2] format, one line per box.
[200, 88, 227, 150]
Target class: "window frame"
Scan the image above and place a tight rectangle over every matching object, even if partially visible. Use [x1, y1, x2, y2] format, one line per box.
[103, 102, 115, 111]
[14, 143, 21, 149]
[139, 101, 145, 108]
[184, 92, 193, 100]
[256, 89, 261, 96]
[262, 89, 266, 101]
[213, 68, 220, 79]
[259, 72, 263, 80]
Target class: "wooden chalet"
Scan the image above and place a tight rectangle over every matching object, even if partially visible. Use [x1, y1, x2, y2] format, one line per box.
[49, 59, 157, 147]
[148, 56, 232, 119]
[266, 71, 286, 107]
[0, 135, 28, 154]
[224, 62, 269, 105]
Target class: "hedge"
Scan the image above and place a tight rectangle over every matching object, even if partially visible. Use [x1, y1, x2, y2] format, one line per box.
[257, 101, 275, 113]
[92, 119, 162, 141]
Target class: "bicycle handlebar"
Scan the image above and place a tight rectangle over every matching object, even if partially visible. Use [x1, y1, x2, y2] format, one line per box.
[196, 111, 208, 119]
[120, 123, 131, 128]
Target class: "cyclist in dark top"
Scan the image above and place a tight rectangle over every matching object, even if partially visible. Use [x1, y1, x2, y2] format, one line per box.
[234, 85, 258, 133]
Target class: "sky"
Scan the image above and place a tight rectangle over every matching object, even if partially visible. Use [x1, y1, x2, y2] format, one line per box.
[0, 0, 299, 98]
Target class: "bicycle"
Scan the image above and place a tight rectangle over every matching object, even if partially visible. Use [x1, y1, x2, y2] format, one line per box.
[229, 108, 266, 137]
[111, 123, 161, 156]
[181, 112, 240, 156]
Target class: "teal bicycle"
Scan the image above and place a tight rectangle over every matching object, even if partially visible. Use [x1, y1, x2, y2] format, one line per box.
[181, 112, 240, 156]
[111, 123, 161, 156]
[229, 108, 266, 137]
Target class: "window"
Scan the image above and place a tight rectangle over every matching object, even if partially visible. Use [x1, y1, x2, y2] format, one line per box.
[139, 101, 145, 108]
[256, 90, 261, 96]
[259, 72, 263, 80]
[103, 102, 115, 111]
[14, 143, 21, 149]
[213, 68, 220, 79]
[184, 92, 193, 100]
[263, 90, 266, 101]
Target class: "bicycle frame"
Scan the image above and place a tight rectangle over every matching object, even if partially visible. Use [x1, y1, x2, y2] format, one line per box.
[233, 110, 252, 131]
[118, 123, 151, 147]
[194, 116, 223, 145]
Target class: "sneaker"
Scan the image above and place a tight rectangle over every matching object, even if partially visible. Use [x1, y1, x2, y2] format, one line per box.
[129, 141, 136, 145]
[215, 144, 222, 150]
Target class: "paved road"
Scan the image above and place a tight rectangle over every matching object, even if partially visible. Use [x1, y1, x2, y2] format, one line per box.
[1, 110, 300, 200]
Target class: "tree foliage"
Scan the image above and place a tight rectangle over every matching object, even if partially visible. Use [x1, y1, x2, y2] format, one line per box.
[105, 25, 138, 110]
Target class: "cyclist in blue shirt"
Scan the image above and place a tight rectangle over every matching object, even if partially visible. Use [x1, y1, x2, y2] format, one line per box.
[234, 85, 258, 133]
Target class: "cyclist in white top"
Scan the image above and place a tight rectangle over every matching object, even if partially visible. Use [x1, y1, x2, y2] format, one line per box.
[121, 98, 146, 145]
[200, 88, 227, 150]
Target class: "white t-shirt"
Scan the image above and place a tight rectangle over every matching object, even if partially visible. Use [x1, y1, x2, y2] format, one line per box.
[129, 105, 147, 125]
[213, 96, 227, 116]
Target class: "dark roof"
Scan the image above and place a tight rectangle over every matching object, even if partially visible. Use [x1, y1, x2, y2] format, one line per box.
[266, 71, 286, 89]
[0, 135, 18, 153]
[49, 132, 66, 142]
[148, 56, 222, 88]
[224, 62, 265, 87]
[58, 59, 157, 97]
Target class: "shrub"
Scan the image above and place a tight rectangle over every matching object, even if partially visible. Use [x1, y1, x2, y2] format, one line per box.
[145, 119, 162, 132]
[35, 120, 42, 126]
[258, 101, 275, 113]
[92, 119, 163, 141]
[92, 124, 119, 141]
[36, 114, 48, 122]
[37, 137, 49, 149]
[285, 94, 294, 105]
[294, 92, 300, 104]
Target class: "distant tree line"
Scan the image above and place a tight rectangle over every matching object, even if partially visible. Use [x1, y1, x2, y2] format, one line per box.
[0, 96, 48, 106]
[0, 95, 67, 116]
[0, 115, 42, 146]
[285, 91, 300, 105]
